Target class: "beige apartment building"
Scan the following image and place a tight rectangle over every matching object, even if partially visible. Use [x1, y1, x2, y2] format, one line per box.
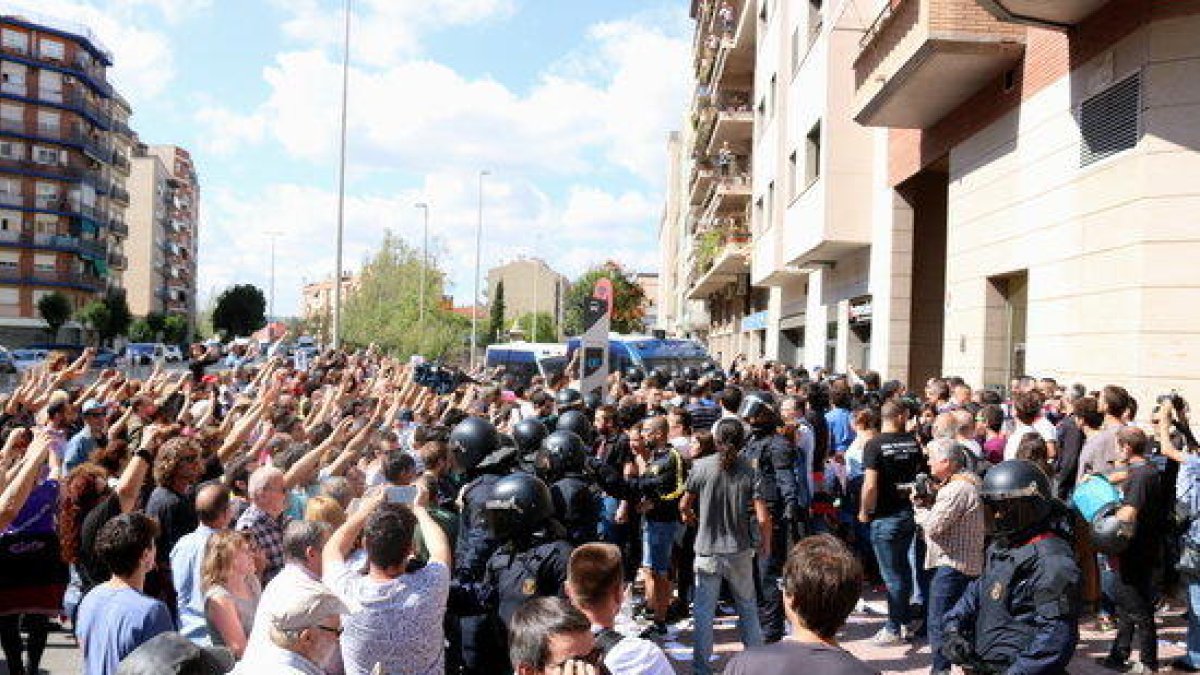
[301, 273, 357, 343]
[485, 257, 568, 327]
[0, 13, 132, 344]
[664, 0, 1200, 407]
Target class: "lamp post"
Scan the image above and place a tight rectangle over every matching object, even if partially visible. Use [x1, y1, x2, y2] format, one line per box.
[414, 202, 429, 354]
[470, 170, 490, 370]
[266, 230, 280, 322]
[331, 0, 352, 348]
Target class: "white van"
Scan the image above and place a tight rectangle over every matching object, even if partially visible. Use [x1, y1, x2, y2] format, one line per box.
[485, 342, 567, 385]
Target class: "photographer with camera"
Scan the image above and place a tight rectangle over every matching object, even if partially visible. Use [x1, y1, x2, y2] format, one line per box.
[912, 439, 985, 675]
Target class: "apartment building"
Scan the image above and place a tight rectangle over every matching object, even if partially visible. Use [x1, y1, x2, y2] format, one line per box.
[664, 0, 1200, 407]
[0, 13, 131, 344]
[148, 144, 198, 333]
[485, 257, 568, 326]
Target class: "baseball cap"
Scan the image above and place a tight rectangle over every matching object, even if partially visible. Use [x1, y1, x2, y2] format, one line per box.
[267, 581, 350, 633]
[82, 400, 107, 415]
[116, 633, 234, 675]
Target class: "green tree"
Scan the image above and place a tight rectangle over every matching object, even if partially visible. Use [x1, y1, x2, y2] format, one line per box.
[129, 318, 155, 342]
[77, 300, 110, 347]
[514, 311, 557, 342]
[488, 280, 506, 344]
[145, 312, 166, 338]
[79, 291, 133, 345]
[341, 231, 467, 359]
[212, 284, 267, 338]
[37, 291, 72, 341]
[563, 261, 647, 336]
[162, 315, 188, 344]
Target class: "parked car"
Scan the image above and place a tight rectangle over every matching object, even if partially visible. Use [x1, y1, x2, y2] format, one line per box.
[0, 346, 15, 374]
[125, 343, 165, 366]
[11, 349, 47, 372]
[163, 345, 183, 362]
[91, 348, 119, 369]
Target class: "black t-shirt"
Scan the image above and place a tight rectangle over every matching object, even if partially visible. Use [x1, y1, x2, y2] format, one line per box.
[644, 445, 685, 523]
[725, 640, 880, 675]
[1122, 460, 1165, 565]
[862, 432, 926, 518]
[145, 486, 197, 565]
[78, 493, 122, 592]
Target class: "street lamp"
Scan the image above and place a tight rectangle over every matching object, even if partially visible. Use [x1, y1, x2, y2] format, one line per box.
[331, 0, 352, 349]
[414, 202, 429, 354]
[470, 170, 490, 370]
[266, 230, 280, 322]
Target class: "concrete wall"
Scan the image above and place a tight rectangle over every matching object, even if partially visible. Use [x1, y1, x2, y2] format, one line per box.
[126, 155, 165, 317]
[941, 11, 1200, 410]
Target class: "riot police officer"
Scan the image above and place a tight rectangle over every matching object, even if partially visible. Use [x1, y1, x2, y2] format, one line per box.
[512, 417, 548, 475]
[556, 409, 594, 445]
[454, 472, 573, 674]
[539, 430, 601, 546]
[941, 460, 1080, 675]
[556, 387, 584, 412]
[448, 416, 513, 675]
[739, 391, 807, 643]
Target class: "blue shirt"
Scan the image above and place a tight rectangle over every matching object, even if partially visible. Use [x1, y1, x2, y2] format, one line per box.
[77, 585, 175, 675]
[170, 524, 218, 645]
[825, 408, 856, 453]
[64, 428, 101, 474]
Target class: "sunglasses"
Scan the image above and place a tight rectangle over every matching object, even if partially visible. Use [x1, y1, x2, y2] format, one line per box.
[316, 625, 343, 638]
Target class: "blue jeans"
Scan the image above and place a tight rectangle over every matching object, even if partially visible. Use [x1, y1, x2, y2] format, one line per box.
[928, 566, 974, 672]
[870, 510, 916, 633]
[642, 520, 681, 574]
[1186, 578, 1200, 666]
[693, 550, 763, 675]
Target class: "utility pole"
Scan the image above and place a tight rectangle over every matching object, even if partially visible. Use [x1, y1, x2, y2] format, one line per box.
[331, 0, 352, 348]
[266, 230, 280, 322]
[470, 170, 490, 369]
[414, 202, 429, 354]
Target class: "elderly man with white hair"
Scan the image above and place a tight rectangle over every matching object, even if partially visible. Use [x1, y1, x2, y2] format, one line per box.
[232, 579, 348, 675]
[236, 466, 292, 583]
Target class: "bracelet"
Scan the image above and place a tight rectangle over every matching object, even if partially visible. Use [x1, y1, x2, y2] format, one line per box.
[135, 449, 154, 465]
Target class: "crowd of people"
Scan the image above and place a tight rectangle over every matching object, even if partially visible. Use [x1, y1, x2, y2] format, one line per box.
[0, 342, 1195, 675]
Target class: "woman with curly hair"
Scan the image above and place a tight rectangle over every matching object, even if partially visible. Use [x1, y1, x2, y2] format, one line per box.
[202, 530, 261, 658]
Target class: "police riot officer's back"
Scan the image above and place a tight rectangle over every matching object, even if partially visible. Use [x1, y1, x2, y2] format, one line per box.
[539, 430, 601, 546]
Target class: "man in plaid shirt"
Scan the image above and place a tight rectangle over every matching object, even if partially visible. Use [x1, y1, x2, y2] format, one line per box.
[236, 466, 293, 584]
[914, 439, 986, 675]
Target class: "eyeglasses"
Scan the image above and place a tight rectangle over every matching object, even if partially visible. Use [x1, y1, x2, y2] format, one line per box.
[316, 625, 343, 638]
[547, 648, 603, 672]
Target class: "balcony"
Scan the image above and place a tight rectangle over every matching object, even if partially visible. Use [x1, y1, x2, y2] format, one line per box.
[0, 230, 104, 259]
[689, 163, 719, 206]
[111, 153, 129, 174]
[852, 0, 1025, 128]
[0, 26, 113, 98]
[108, 217, 127, 237]
[63, 89, 112, 130]
[0, 267, 103, 291]
[107, 250, 126, 270]
[975, 0, 1111, 28]
[687, 225, 752, 300]
[109, 185, 129, 205]
[0, 154, 88, 180]
[700, 173, 752, 226]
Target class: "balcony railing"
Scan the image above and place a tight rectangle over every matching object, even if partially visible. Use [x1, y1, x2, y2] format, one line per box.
[852, 0, 1025, 128]
[111, 153, 130, 173]
[108, 217, 128, 237]
[107, 251, 127, 269]
[109, 185, 129, 204]
[0, 267, 103, 290]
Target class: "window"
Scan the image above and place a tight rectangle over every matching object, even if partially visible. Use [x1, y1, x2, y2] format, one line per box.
[33, 146, 62, 166]
[0, 141, 21, 160]
[805, 121, 822, 187]
[0, 287, 18, 305]
[0, 62, 25, 95]
[38, 38, 64, 61]
[35, 182, 58, 209]
[0, 252, 18, 270]
[1, 30, 28, 54]
[0, 179, 17, 198]
[38, 71, 62, 103]
[33, 253, 55, 273]
[1079, 72, 1141, 168]
[0, 211, 17, 233]
[36, 110, 59, 137]
[34, 215, 57, 236]
[788, 150, 799, 199]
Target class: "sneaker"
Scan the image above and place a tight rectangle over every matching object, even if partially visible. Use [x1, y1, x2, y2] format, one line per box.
[1095, 656, 1131, 672]
[1128, 663, 1157, 674]
[1172, 658, 1200, 673]
[870, 626, 904, 646]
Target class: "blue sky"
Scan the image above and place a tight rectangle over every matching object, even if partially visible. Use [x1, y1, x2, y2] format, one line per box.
[5, 0, 692, 314]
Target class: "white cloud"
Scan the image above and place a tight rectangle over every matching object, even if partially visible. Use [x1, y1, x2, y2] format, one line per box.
[198, 175, 661, 316]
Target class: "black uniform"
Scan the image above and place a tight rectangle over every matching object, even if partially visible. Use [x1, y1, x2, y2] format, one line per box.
[943, 532, 1081, 674]
[551, 474, 601, 546]
[742, 426, 803, 643]
[453, 472, 505, 675]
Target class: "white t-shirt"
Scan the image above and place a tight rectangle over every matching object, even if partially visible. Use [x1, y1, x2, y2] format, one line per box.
[325, 558, 450, 675]
[600, 631, 674, 675]
[1003, 417, 1056, 460]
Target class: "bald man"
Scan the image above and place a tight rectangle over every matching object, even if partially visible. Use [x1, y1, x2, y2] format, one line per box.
[171, 483, 233, 645]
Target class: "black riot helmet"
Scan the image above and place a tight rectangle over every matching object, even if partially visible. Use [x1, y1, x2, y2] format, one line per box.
[738, 391, 778, 425]
[512, 418, 549, 456]
[484, 472, 555, 541]
[555, 388, 584, 411]
[1090, 502, 1133, 555]
[555, 409, 594, 445]
[449, 417, 501, 474]
[980, 460, 1054, 545]
[538, 430, 588, 480]
[682, 366, 701, 383]
[624, 367, 645, 384]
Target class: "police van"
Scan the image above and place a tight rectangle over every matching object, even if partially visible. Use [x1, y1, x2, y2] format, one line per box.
[564, 333, 715, 375]
[484, 342, 568, 385]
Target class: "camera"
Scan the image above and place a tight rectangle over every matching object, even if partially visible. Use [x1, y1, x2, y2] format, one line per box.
[897, 472, 935, 500]
[1157, 390, 1186, 415]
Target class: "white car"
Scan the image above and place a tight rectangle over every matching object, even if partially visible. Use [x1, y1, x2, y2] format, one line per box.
[164, 345, 184, 362]
[10, 348, 47, 372]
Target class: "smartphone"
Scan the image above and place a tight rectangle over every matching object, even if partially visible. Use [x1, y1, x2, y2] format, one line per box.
[386, 485, 418, 505]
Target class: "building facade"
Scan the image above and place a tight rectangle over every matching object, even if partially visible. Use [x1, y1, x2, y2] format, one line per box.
[485, 257, 568, 326]
[147, 144, 198, 333]
[0, 13, 131, 344]
[301, 273, 357, 342]
[663, 0, 1200, 408]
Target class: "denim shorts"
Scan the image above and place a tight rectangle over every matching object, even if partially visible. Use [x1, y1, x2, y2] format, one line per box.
[642, 520, 682, 573]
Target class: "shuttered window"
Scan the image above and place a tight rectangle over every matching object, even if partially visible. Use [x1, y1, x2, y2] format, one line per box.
[1079, 72, 1141, 168]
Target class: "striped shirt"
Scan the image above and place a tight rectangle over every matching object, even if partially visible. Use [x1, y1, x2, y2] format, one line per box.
[915, 473, 986, 577]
